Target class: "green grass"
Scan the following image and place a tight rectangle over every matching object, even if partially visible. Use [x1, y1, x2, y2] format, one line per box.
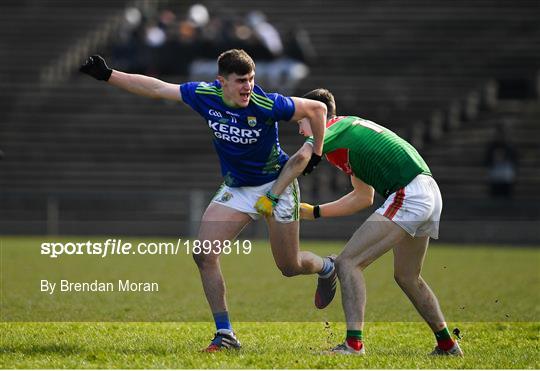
[1, 322, 539, 369]
[1, 236, 539, 368]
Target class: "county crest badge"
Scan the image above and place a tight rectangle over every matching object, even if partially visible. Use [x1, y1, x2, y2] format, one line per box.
[218, 192, 233, 203]
[247, 116, 257, 127]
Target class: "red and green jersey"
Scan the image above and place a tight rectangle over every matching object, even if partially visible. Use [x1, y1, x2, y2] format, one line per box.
[310, 116, 431, 198]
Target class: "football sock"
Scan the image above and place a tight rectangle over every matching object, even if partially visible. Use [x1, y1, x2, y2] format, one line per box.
[318, 257, 335, 278]
[213, 311, 232, 332]
[346, 329, 363, 351]
[435, 327, 455, 351]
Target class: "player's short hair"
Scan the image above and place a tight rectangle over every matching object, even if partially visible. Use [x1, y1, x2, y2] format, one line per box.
[217, 49, 255, 77]
[302, 88, 336, 118]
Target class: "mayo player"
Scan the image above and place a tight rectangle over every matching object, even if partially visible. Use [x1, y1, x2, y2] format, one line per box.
[255, 88, 463, 356]
[80, 50, 336, 351]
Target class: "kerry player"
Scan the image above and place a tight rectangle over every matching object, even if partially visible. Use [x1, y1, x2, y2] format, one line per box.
[79, 50, 335, 351]
[255, 89, 462, 356]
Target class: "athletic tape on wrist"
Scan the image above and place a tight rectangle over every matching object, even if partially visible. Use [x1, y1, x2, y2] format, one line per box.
[314, 205, 321, 219]
[266, 191, 280, 204]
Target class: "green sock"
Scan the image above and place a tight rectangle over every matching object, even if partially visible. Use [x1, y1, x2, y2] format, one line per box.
[434, 327, 452, 341]
[346, 329, 363, 340]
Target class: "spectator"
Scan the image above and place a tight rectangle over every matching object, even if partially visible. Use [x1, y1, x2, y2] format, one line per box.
[110, 4, 311, 92]
[246, 10, 283, 59]
[485, 121, 518, 198]
[284, 26, 316, 65]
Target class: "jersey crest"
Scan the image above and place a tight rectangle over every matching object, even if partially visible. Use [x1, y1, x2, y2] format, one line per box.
[247, 116, 257, 127]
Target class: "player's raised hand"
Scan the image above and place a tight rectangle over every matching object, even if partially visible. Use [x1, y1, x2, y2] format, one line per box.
[79, 55, 112, 81]
[254, 192, 280, 217]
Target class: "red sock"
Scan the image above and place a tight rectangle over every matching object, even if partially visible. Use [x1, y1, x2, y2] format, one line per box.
[435, 327, 455, 350]
[346, 337, 363, 351]
[437, 338, 455, 351]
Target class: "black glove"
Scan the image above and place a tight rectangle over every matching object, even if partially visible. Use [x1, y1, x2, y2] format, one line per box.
[79, 55, 112, 81]
[302, 153, 322, 175]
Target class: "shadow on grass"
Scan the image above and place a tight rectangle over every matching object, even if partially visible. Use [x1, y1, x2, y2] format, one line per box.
[1, 343, 184, 357]
[116, 345, 184, 356]
[0, 343, 82, 355]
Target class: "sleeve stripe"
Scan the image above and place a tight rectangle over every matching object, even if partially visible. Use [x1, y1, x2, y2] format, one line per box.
[252, 92, 273, 105]
[251, 94, 273, 110]
[196, 84, 222, 93]
[195, 89, 223, 97]
[196, 87, 221, 93]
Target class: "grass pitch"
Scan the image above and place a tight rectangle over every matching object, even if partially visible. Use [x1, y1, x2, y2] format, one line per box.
[2, 322, 539, 369]
[1, 236, 539, 368]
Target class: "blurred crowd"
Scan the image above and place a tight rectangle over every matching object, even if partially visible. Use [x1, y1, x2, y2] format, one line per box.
[111, 4, 316, 93]
[485, 120, 519, 199]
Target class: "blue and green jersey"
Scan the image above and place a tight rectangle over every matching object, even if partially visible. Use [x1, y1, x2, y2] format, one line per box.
[180, 81, 295, 187]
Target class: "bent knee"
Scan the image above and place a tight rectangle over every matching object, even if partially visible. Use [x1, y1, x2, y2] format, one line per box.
[335, 255, 368, 276]
[394, 272, 421, 288]
[277, 263, 302, 277]
[192, 252, 218, 269]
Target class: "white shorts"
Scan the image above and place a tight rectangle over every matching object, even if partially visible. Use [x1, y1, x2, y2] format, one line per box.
[375, 174, 442, 239]
[212, 179, 300, 223]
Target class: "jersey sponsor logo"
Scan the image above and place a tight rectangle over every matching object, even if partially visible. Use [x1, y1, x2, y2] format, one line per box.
[209, 109, 223, 118]
[210, 111, 237, 124]
[208, 120, 261, 144]
[247, 116, 257, 127]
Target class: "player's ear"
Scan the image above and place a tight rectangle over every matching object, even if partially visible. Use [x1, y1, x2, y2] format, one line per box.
[217, 74, 226, 85]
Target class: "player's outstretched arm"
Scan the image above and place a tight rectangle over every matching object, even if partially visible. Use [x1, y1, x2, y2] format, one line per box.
[80, 55, 182, 102]
[302, 176, 374, 220]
